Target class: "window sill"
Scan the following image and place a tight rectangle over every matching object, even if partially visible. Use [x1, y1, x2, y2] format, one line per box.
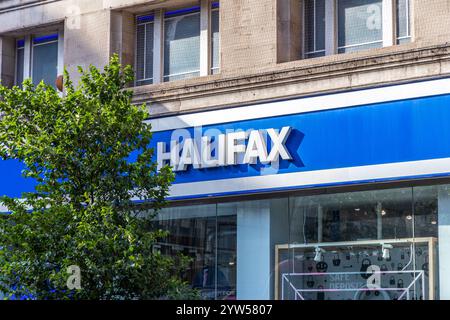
[132, 72, 222, 96]
[132, 42, 450, 116]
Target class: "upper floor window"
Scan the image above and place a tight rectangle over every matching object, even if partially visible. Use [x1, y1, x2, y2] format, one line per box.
[303, 0, 411, 59]
[135, 0, 220, 86]
[15, 32, 62, 88]
[163, 7, 201, 82]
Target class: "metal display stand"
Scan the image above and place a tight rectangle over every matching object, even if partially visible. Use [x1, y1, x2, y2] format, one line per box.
[275, 237, 437, 300]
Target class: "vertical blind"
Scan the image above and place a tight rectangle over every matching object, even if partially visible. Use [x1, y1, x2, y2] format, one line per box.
[337, 0, 383, 53]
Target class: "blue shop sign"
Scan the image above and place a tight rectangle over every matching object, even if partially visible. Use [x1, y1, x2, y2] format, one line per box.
[2, 78, 450, 201]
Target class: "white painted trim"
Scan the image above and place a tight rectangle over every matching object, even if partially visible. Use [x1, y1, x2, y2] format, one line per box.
[153, 9, 163, 84]
[147, 77, 450, 132]
[338, 39, 383, 50]
[57, 28, 64, 77]
[325, 0, 337, 56]
[168, 157, 450, 199]
[200, 0, 211, 76]
[382, 0, 395, 47]
[438, 189, 450, 299]
[23, 35, 31, 80]
[32, 40, 58, 47]
[211, 5, 220, 73]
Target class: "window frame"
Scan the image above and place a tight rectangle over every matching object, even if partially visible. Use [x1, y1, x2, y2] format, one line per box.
[302, 0, 412, 59]
[210, 2, 220, 74]
[14, 39, 25, 86]
[162, 6, 202, 83]
[14, 30, 64, 87]
[31, 34, 59, 86]
[134, 0, 220, 87]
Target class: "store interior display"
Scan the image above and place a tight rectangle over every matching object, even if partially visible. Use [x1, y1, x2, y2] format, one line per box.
[276, 239, 436, 300]
[276, 186, 440, 300]
[143, 184, 444, 300]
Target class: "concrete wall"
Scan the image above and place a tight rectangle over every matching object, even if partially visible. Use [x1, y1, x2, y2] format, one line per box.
[1, 0, 450, 116]
[0, 36, 15, 87]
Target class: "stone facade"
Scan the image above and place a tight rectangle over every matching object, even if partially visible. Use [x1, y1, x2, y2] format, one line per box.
[1, 0, 450, 117]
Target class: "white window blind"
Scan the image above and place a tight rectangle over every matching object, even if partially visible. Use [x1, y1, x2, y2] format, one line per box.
[163, 7, 201, 82]
[136, 15, 154, 85]
[396, 0, 411, 44]
[304, 0, 326, 58]
[337, 0, 383, 53]
[211, 2, 220, 74]
[15, 40, 24, 86]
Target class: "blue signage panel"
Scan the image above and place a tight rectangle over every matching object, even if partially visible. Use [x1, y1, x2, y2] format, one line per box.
[0, 160, 36, 198]
[2, 89, 450, 200]
[150, 93, 450, 185]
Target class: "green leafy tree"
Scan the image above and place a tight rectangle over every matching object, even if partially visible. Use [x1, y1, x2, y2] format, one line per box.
[0, 55, 197, 299]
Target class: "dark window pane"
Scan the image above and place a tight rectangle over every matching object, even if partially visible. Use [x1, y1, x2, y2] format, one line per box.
[211, 8, 220, 73]
[32, 40, 58, 87]
[396, 0, 411, 43]
[136, 23, 146, 82]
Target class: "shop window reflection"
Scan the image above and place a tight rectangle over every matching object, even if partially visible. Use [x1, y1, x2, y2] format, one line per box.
[280, 186, 440, 300]
[216, 210, 237, 300]
[146, 183, 444, 300]
[152, 204, 236, 300]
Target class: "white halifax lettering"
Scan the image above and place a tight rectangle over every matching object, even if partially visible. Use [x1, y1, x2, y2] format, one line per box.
[157, 127, 293, 171]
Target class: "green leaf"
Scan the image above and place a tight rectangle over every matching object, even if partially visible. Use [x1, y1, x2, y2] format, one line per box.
[0, 54, 192, 300]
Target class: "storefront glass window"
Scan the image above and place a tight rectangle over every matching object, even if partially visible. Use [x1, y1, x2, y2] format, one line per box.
[153, 203, 237, 300]
[216, 203, 237, 300]
[148, 183, 447, 300]
[279, 186, 440, 300]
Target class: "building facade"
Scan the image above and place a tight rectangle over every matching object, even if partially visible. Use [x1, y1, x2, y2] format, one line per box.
[2, 0, 450, 300]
